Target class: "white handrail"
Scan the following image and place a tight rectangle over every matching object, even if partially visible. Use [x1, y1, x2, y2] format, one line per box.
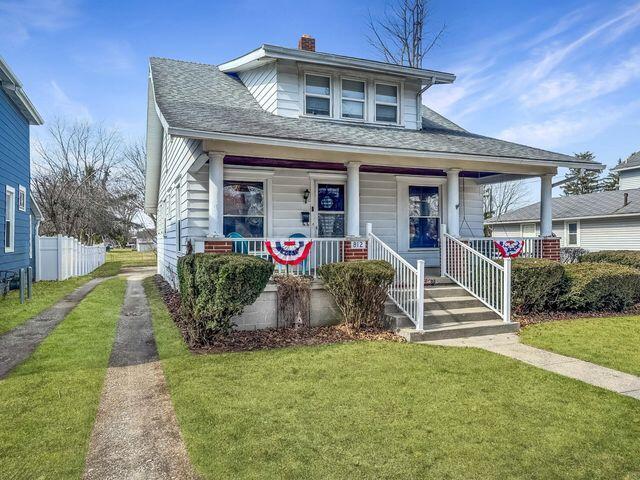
[442, 230, 511, 323]
[466, 237, 543, 259]
[366, 224, 424, 329]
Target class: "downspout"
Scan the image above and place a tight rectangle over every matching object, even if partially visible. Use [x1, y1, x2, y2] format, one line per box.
[416, 76, 436, 128]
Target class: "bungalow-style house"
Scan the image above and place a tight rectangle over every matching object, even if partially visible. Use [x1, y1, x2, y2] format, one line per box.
[144, 36, 603, 339]
[0, 56, 44, 287]
[486, 152, 640, 251]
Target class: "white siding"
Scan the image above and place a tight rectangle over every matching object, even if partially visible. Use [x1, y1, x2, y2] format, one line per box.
[490, 221, 563, 241]
[238, 63, 278, 113]
[275, 60, 300, 118]
[402, 80, 420, 130]
[459, 179, 484, 237]
[619, 168, 640, 190]
[577, 216, 640, 251]
[156, 133, 207, 284]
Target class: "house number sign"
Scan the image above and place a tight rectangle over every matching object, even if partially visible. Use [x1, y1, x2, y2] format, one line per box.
[350, 241, 366, 249]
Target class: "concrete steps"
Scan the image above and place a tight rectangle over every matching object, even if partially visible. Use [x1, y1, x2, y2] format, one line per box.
[387, 277, 519, 341]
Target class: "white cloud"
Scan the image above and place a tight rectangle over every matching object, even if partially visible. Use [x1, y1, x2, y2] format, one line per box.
[72, 40, 136, 74]
[49, 80, 92, 122]
[0, 0, 79, 44]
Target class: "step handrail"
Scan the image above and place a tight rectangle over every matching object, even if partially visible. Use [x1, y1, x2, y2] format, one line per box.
[442, 230, 511, 323]
[366, 224, 424, 330]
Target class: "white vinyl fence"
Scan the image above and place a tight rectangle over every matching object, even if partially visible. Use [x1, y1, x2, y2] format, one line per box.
[36, 235, 106, 281]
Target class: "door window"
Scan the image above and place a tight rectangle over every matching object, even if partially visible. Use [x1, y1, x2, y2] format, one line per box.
[408, 185, 440, 248]
[317, 183, 345, 237]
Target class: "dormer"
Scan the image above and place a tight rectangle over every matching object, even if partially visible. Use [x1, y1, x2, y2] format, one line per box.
[218, 35, 455, 130]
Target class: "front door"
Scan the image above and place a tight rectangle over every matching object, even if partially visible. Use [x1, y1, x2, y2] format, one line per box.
[314, 183, 345, 238]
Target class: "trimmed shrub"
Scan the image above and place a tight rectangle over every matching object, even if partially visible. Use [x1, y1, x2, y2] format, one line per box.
[560, 247, 588, 264]
[318, 260, 394, 330]
[177, 253, 274, 343]
[560, 262, 640, 311]
[580, 250, 640, 270]
[509, 258, 568, 314]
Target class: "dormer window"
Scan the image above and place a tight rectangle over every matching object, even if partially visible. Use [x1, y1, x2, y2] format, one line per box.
[341, 79, 365, 120]
[304, 74, 331, 116]
[375, 83, 398, 123]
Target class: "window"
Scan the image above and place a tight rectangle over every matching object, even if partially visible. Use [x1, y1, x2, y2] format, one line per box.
[18, 185, 26, 211]
[341, 79, 365, 120]
[317, 183, 345, 237]
[175, 184, 182, 252]
[521, 224, 536, 237]
[223, 181, 265, 237]
[5, 186, 15, 253]
[375, 83, 398, 123]
[408, 185, 439, 248]
[305, 74, 331, 117]
[567, 222, 579, 246]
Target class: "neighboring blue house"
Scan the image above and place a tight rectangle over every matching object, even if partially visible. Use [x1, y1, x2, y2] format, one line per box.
[0, 56, 43, 282]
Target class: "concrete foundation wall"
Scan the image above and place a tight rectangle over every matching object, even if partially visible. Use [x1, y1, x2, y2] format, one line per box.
[232, 281, 341, 330]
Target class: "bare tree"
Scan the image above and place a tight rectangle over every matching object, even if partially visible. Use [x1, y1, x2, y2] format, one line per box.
[483, 181, 528, 220]
[32, 119, 139, 244]
[122, 139, 157, 239]
[367, 0, 445, 68]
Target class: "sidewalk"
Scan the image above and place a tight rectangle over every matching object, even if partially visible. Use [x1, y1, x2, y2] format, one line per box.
[423, 333, 640, 400]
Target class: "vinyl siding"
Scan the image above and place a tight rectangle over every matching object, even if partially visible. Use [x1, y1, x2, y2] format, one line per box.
[238, 63, 278, 114]
[0, 89, 32, 273]
[577, 217, 640, 251]
[619, 168, 640, 190]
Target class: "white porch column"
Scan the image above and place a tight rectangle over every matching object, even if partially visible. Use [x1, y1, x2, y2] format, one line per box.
[346, 162, 361, 237]
[208, 151, 225, 237]
[446, 168, 461, 237]
[540, 173, 553, 237]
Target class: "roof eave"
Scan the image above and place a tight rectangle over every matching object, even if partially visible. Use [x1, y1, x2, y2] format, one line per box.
[167, 126, 601, 169]
[0, 56, 44, 125]
[487, 210, 640, 224]
[218, 44, 456, 84]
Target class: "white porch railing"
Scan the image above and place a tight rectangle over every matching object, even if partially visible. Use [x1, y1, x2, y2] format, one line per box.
[367, 224, 425, 329]
[226, 237, 344, 278]
[442, 230, 511, 323]
[466, 237, 543, 260]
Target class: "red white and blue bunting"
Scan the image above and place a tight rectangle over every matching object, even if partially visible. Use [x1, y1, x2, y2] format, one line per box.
[265, 239, 313, 265]
[493, 239, 525, 259]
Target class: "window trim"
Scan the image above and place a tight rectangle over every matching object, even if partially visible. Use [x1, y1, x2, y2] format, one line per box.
[5, 185, 16, 253]
[408, 185, 441, 250]
[340, 76, 366, 121]
[223, 178, 268, 238]
[374, 81, 400, 125]
[303, 73, 332, 117]
[565, 220, 580, 246]
[175, 181, 182, 253]
[18, 185, 26, 212]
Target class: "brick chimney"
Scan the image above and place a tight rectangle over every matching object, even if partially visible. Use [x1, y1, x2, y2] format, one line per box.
[298, 34, 316, 52]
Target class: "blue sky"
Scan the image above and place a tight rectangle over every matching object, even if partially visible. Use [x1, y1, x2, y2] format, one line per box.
[2, 0, 639, 201]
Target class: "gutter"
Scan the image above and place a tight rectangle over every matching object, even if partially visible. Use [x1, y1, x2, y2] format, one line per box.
[167, 126, 606, 170]
[487, 211, 640, 224]
[416, 77, 436, 127]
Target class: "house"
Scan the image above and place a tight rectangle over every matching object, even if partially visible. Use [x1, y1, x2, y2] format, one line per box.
[144, 36, 603, 337]
[0, 56, 44, 284]
[486, 152, 640, 251]
[135, 229, 156, 252]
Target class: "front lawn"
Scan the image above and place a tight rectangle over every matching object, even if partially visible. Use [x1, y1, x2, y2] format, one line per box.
[145, 278, 640, 480]
[521, 316, 640, 376]
[0, 278, 126, 479]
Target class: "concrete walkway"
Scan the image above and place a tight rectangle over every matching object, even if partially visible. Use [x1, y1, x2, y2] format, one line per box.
[423, 333, 640, 400]
[84, 271, 198, 480]
[0, 277, 108, 379]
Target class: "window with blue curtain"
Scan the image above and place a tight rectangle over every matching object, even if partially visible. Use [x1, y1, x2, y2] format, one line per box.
[408, 185, 440, 248]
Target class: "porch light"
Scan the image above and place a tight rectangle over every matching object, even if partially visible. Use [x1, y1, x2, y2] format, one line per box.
[303, 189, 310, 203]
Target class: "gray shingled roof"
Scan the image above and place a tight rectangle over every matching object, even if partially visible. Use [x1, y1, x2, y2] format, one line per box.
[487, 188, 640, 223]
[612, 152, 640, 171]
[149, 57, 598, 166]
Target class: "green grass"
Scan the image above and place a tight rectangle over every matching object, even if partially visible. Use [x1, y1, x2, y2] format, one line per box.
[106, 248, 156, 267]
[0, 276, 90, 335]
[521, 316, 640, 376]
[0, 277, 126, 480]
[145, 278, 640, 480]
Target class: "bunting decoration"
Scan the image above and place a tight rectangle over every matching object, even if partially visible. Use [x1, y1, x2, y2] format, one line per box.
[265, 239, 313, 265]
[494, 239, 525, 259]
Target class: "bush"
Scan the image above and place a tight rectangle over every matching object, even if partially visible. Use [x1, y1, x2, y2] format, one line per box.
[509, 258, 568, 314]
[177, 254, 274, 343]
[560, 262, 640, 311]
[580, 250, 640, 270]
[560, 247, 588, 264]
[318, 260, 394, 330]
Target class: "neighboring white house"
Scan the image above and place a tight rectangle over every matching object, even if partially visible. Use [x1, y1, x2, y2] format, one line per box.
[486, 152, 640, 251]
[144, 35, 603, 336]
